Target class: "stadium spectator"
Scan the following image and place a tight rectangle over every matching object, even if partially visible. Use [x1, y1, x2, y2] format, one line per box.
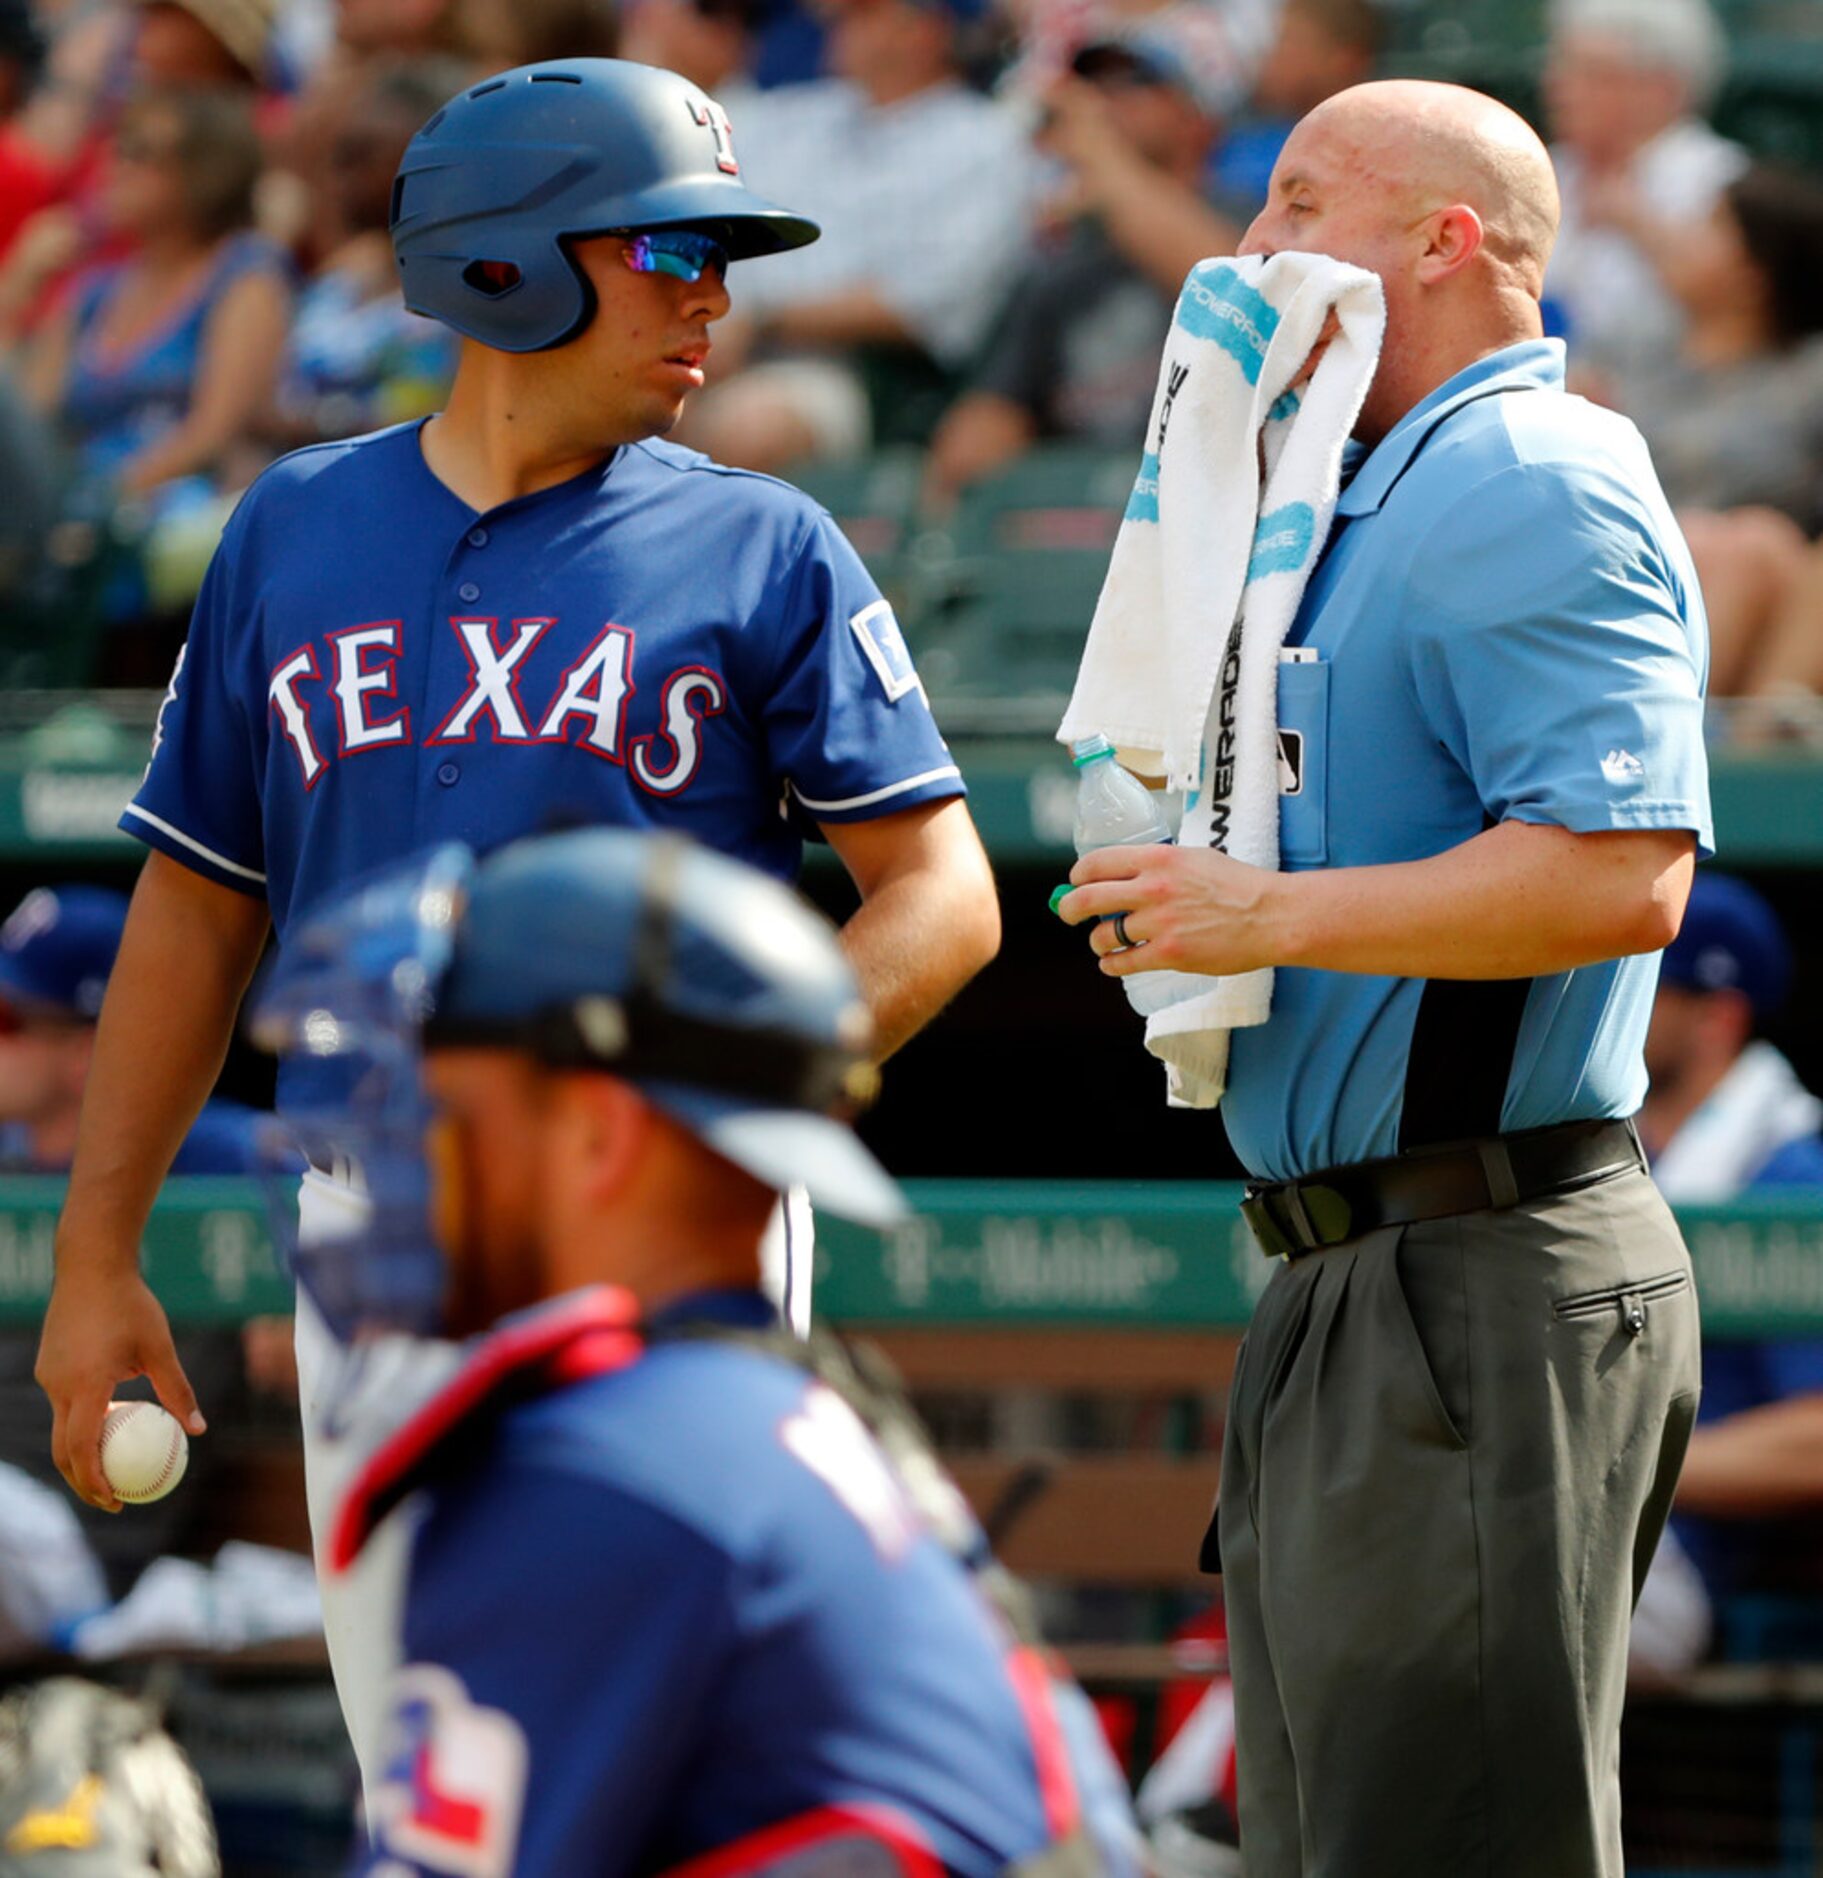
[264, 59, 460, 449]
[998, 0, 1272, 123]
[618, 0, 766, 104]
[1621, 165, 1823, 527]
[1610, 163, 1823, 698]
[1723, 536, 1823, 709]
[330, 0, 468, 59]
[129, 0, 280, 89]
[17, 85, 290, 506]
[460, 0, 620, 70]
[0, 886, 263, 1601]
[0, 0, 52, 261]
[1543, 0, 1748, 383]
[1214, 0, 1385, 210]
[684, 0, 1037, 473]
[1635, 874, 1823, 1654]
[271, 0, 471, 251]
[925, 20, 1244, 506]
[0, 0, 281, 348]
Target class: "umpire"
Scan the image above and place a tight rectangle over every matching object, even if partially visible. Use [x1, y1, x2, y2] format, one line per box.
[1060, 82, 1708, 1878]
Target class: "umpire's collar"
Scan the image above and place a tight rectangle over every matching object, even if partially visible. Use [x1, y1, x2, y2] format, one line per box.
[1336, 338, 1565, 519]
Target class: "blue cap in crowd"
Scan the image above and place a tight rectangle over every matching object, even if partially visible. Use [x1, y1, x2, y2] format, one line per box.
[1659, 872, 1792, 1021]
[0, 887, 130, 1020]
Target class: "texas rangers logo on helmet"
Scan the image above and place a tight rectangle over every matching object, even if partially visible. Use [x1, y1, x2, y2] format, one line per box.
[688, 96, 740, 174]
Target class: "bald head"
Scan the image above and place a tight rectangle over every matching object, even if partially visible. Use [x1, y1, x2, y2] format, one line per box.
[1304, 80, 1560, 289]
[1240, 80, 1561, 439]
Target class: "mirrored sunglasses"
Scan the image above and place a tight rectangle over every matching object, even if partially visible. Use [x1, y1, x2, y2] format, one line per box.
[618, 230, 730, 283]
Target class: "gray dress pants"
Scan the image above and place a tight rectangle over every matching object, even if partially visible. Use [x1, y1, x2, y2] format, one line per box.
[1216, 1166, 1700, 1878]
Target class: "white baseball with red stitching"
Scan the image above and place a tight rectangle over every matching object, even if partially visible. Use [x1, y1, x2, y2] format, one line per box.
[99, 1401, 189, 1504]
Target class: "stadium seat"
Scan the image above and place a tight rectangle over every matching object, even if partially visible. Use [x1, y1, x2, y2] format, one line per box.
[913, 444, 1136, 723]
[788, 447, 927, 612]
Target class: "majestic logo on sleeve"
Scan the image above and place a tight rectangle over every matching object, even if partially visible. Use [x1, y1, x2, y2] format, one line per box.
[268, 619, 730, 797]
[370, 1665, 527, 1877]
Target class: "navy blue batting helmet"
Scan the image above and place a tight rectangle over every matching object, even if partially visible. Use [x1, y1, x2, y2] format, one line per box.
[391, 58, 820, 353]
[248, 831, 899, 1339]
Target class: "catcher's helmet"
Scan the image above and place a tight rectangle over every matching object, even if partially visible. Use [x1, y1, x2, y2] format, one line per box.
[248, 830, 901, 1340]
[390, 58, 820, 352]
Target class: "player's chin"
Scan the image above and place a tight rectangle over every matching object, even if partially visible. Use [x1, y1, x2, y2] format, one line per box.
[640, 382, 696, 434]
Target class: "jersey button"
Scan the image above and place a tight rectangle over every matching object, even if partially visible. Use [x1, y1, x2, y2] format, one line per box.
[457, 581, 481, 602]
[436, 761, 460, 786]
[467, 527, 489, 548]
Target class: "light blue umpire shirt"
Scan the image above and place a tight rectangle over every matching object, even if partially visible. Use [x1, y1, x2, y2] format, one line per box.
[1222, 338, 1713, 1182]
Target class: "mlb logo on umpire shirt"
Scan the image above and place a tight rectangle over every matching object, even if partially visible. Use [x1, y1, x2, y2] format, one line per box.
[850, 601, 925, 703]
[1278, 729, 1304, 797]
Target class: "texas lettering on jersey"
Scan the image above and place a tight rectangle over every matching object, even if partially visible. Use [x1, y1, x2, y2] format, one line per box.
[124, 432, 966, 946]
[269, 617, 728, 798]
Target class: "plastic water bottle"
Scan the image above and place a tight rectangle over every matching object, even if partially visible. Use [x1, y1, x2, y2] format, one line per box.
[1067, 734, 1181, 1016]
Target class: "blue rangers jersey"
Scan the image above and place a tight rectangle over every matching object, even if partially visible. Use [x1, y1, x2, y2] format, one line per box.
[334, 1287, 1116, 1877]
[124, 421, 962, 948]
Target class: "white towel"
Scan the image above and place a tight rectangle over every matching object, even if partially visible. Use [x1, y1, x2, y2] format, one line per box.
[1059, 251, 1384, 1107]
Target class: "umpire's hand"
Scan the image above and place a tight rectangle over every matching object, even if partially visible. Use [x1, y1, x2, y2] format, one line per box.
[36, 1266, 204, 1512]
[1056, 844, 1287, 979]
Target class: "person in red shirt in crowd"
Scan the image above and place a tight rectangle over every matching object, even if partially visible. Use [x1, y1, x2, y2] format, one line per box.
[0, 0, 53, 260]
[0, 0, 280, 349]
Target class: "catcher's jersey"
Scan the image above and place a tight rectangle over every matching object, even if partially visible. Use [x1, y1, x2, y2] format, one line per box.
[124, 422, 962, 943]
[338, 1288, 1078, 1877]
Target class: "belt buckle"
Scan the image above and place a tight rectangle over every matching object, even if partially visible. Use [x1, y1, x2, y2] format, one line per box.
[1241, 1190, 1298, 1262]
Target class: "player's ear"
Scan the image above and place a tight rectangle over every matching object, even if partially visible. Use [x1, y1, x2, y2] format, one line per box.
[575, 1075, 653, 1202]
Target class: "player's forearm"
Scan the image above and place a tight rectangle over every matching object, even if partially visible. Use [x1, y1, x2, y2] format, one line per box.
[840, 870, 998, 1059]
[1273, 821, 1692, 979]
[826, 801, 1000, 1060]
[1673, 1398, 1823, 1517]
[56, 854, 270, 1270]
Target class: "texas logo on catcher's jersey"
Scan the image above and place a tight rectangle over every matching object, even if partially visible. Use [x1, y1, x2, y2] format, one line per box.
[125, 425, 962, 959]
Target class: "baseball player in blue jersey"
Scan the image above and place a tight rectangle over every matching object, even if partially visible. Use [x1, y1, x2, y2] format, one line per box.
[37, 55, 997, 1793]
[249, 827, 1136, 1878]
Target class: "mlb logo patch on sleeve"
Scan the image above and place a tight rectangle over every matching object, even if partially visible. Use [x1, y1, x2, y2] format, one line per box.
[849, 602, 925, 704]
[371, 1665, 528, 1877]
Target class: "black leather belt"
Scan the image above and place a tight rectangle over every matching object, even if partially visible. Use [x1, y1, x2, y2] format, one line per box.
[1241, 1116, 1646, 1261]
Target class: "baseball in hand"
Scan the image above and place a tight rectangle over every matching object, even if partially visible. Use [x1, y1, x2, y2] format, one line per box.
[99, 1401, 189, 1504]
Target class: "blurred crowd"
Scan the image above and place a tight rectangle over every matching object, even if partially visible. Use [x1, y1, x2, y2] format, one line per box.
[0, 0, 1821, 699]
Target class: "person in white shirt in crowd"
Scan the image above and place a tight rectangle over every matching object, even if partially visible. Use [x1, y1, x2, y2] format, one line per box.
[1543, 0, 1747, 385]
[683, 0, 1037, 473]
